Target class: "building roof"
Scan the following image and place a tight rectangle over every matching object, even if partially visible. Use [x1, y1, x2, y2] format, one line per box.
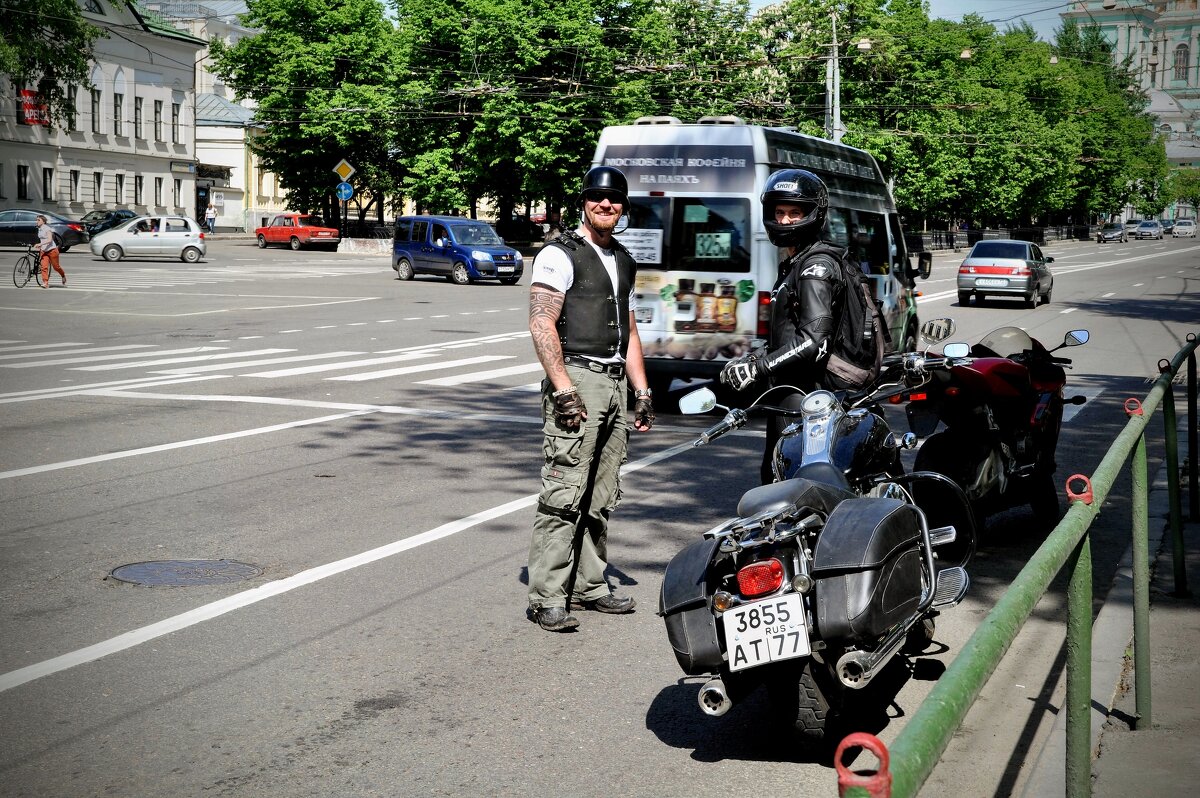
[144, 1, 248, 22]
[196, 93, 257, 127]
[129, 2, 208, 45]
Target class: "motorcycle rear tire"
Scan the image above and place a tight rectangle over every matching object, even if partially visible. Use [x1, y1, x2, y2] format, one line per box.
[766, 661, 836, 744]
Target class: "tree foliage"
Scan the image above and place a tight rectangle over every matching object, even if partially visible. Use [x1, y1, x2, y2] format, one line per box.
[210, 0, 1175, 226]
[0, 0, 108, 128]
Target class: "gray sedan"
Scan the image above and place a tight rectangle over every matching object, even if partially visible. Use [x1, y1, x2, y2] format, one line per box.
[89, 215, 207, 263]
[957, 239, 1054, 307]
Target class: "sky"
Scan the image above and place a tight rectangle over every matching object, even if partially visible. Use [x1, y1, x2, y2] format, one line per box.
[924, 0, 1067, 42]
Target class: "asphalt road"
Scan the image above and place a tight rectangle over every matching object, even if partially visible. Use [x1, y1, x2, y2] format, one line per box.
[0, 235, 1196, 797]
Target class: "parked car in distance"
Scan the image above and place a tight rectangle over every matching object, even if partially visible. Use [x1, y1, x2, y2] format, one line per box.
[0, 208, 89, 251]
[494, 213, 543, 245]
[1135, 220, 1163, 240]
[957, 239, 1054, 308]
[1123, 219, 1141, 234]
[255, 213, 340, 250]
[1096, 222, 1127, 243]
[392, 216, 523, 285]
[1173, 219, 1196, 237]
[80, 209, 137, 236]
[89, 215, 207, 263]
[1160, 219, 1175, 235]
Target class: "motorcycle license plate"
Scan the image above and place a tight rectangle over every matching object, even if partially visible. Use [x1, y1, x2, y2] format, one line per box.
[975, 277, 1007, 287]
[722, 593, 810, 672]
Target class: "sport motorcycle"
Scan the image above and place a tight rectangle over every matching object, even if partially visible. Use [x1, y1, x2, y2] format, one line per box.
[905, 325, 1090, 528]
[658, 320, 976, 743]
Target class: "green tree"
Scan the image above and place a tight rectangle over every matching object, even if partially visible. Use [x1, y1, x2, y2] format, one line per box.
[1169, 168, 1200, 213]
[0, 0, 108, 128]
[210, 0, 402, 221]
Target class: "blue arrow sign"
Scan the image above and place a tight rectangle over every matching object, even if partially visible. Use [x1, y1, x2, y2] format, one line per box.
[336, 182, 354, 201]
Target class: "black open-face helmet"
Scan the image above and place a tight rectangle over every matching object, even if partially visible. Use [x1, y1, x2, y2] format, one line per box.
[579, 166, 628, 208]
[761, 168, 828, 248]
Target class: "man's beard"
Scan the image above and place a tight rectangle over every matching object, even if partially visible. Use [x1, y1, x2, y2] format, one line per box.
[585, 207, 619, 235]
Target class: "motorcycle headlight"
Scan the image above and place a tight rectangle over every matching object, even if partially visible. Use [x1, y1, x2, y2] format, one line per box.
[472, 250, 493, 261]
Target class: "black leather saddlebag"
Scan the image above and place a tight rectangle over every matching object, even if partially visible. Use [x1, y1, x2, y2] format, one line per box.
[811, 497, 923, 642]
[659, 537, 722, 674]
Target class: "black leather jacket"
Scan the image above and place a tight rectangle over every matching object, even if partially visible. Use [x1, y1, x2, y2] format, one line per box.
[760, 243, 843, 388]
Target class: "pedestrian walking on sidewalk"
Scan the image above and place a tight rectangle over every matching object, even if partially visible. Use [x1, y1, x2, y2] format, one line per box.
[204, 204, 217, 235]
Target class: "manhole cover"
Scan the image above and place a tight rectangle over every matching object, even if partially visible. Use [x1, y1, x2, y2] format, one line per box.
[110, 559, 263, 587]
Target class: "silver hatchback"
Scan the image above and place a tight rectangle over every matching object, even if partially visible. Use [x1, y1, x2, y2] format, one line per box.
[89, 215, 207, 263]
[957, 239, 1054, 307]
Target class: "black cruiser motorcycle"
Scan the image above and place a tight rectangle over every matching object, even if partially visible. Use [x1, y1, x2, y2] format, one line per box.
[658, 320, 975, 743]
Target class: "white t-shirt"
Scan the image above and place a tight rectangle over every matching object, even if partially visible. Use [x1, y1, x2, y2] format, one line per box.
[532, 236, 637, 364]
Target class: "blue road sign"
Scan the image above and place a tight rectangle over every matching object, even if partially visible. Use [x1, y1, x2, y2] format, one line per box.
[336, 182, 354, 201]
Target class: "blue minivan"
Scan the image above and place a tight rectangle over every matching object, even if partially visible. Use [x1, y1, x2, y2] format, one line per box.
[392, 216, 524, 285]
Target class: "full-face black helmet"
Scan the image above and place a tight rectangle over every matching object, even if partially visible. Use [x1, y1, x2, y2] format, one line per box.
[579, 166, 628, 208]
[761, 169, 828, 248]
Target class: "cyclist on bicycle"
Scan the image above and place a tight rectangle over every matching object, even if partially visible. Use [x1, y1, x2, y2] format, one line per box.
[35, 215, 66, 288]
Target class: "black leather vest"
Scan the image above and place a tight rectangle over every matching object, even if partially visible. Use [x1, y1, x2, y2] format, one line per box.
[551, 233, 636, 359]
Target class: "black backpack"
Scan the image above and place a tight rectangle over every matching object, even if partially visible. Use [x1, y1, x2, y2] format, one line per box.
[803, 242, 889, 390]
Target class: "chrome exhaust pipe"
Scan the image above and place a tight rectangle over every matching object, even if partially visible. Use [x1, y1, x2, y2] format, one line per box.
[697, 677, 734, 716]
[836, 614, 922, 690]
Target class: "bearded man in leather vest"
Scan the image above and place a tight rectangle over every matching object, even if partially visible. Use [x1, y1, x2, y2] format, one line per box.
[526, 166, 655, 632]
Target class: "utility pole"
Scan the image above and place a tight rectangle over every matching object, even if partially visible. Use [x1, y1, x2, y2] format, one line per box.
[825, 11, 843, 142]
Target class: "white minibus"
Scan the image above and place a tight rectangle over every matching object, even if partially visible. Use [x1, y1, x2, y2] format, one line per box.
[593, 116, 930, 395]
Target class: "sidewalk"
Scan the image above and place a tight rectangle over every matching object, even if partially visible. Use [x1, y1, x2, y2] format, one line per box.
[1020, 447, 1200, 795]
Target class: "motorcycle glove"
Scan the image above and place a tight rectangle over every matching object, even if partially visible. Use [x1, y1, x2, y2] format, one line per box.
[719, 353, 764, 392]
[551, 385, 587, 429]
[633, 396, 655, 431]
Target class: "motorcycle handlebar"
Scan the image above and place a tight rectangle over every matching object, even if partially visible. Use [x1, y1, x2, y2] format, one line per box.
[695, 408, 747, 446]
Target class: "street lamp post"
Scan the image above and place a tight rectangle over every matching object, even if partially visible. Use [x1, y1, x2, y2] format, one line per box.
[825, 12, 842, 142]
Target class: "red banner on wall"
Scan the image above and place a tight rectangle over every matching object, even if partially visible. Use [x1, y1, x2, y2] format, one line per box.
[19, 89, 49, 125]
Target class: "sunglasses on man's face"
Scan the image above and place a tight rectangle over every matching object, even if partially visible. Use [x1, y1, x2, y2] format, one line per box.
[583, 190, 623, 205]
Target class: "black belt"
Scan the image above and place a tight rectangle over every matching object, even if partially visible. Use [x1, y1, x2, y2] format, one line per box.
[563, 354, 625, 378]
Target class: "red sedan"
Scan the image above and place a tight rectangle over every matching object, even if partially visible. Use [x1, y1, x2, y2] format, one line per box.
[255, 213, 340, 251]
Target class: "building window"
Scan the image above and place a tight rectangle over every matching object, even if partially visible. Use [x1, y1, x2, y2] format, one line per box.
[70, 170, 80, 201]
[91, 88, 102, 133]
[173, 178, 182, 207]
[134, 97, 143, 138]
[43, 168, 54, 201]
[115, 173, 124, 203]
[154, 177, 163, 206]
[1175, 45, 1190, 81]
[154, 100, 163, 141]
[134, 175, 143, 205]
[171, 102, 180, 143]
[17, 165, 30, 200]
[93, 172, 103, 203]
[113, 92, 123, 135]
[67, 85, 77, 131]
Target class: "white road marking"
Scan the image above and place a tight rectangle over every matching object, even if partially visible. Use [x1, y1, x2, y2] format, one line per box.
[0, 342, 92, 354]
[0, 344, 154, 361]
[246, 351, 438, 378]
[150, 351, 364, 374]
[0, 346, 225, 368]
[0, 438, 694, 693]
[417, 362, 546, 386]
[328, 355, 513, 381]
[72, 349, 294, 371]
[0, 374, 228, 404]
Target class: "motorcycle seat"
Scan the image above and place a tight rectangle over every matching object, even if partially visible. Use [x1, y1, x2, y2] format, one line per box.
[737, 475, 856, 519]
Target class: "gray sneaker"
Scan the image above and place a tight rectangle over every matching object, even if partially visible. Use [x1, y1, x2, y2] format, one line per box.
[531, 606, 580, 632]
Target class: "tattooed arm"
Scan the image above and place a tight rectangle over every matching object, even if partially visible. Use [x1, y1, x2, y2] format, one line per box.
[529, 284, 571, 391]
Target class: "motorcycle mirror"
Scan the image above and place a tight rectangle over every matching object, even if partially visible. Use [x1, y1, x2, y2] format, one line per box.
[679, 388, 719, 415]
[943, 342, 971, 359]
[1063, 330, 1089, 347]
[920, 318, 956, 345]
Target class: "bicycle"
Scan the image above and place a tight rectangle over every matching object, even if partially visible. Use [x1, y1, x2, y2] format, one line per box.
[13, 244, 44, 288]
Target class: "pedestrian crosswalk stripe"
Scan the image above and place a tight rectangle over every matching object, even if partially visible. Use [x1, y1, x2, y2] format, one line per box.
[0, 342, 92, 355]
[416, 362, 545, 386]
[0, 344, 153, 361]
[246, 351, 438, 378]
[72, 348, 295, 371]
[150, 351, 364, 374]
[328, 355, 513, 382]
[1, 346, 224, 368]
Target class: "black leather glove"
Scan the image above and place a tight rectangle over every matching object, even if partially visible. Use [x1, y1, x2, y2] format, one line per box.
[633, 394, 655, 431]
[719, 353, 765, 392]
[552, 385, 587, 429]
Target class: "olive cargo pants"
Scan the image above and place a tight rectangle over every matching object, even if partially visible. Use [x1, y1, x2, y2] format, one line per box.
[527, 365, 629, 610]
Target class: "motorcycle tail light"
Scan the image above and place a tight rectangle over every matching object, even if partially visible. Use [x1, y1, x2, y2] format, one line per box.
[737, 558, 784, 598]
[945, 386, 960, 398]
[909, 392, 927, 401]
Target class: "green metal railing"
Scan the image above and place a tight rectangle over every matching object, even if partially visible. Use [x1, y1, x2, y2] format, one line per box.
[842, 333, 1198, 798]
